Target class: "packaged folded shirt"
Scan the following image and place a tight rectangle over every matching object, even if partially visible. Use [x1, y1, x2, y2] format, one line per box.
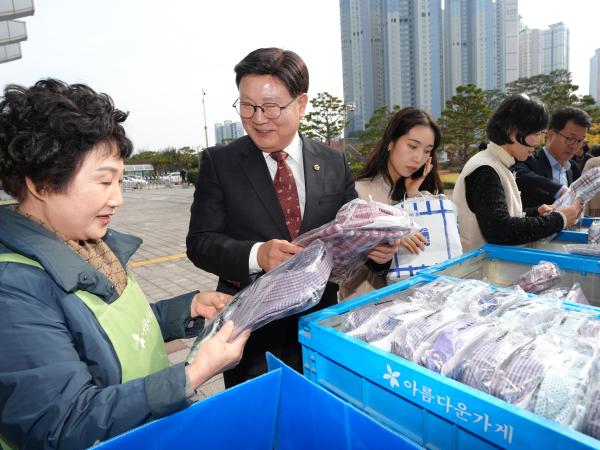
[187, 240, 333, 363]
[293, 198, 417, 284]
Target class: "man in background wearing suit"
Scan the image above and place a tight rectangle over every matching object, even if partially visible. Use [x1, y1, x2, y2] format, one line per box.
[187, 48, 399, 387]
[513, 107, 591, 209]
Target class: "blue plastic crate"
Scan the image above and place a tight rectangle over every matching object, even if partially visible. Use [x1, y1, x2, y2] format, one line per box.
[424, 244, 600, 306]
[93, 353, 420, 450]
[525, 230, 588, 254]
[576, 217, 596, 231]
[299, 275, 600, 450]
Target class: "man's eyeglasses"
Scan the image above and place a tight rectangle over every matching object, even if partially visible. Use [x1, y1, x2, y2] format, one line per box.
[233, 97, 299, 120]
[556, 131, 586, 147]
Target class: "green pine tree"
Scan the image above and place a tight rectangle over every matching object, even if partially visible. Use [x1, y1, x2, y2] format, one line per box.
[439, 84, 491, 165]
[300, 92, 347, 145]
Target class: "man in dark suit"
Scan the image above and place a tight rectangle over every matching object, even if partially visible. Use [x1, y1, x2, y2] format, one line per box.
[513, 107, 591, 209]
[186, 48, 398, 388]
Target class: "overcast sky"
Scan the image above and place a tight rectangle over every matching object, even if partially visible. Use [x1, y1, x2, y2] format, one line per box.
[1, 0, 598, 150]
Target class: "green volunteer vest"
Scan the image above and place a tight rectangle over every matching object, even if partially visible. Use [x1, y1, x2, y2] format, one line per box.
[0, 253, 170, 450]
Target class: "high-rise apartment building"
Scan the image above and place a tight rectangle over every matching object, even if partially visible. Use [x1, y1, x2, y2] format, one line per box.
[443, 0, 518, 101]
[519, 21, 569, 79]
[518, 27, 542, 78]
[340, 0, 442, 135]
[443, 0, 494, 99]
[542, 22, 569, 74]
[340, 0, 383, 135]
[0, 0, 34, 64]
[214, 120, 244, 145]
[495, 0, 519, 88]
[341, 0, 573, 135]
[590, 48, 600, 104]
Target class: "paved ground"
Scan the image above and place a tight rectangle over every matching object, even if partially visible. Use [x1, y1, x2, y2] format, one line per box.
[111, 185, 225, 399]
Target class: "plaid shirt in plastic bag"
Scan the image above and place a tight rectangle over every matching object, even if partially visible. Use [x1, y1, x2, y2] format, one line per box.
[293, 198, 417, 284]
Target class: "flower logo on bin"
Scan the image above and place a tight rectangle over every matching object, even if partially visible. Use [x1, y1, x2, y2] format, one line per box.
[383, 364, 400, 388]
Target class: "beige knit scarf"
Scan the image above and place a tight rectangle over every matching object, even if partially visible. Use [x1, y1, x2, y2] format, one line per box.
[16, 208, 128, 295]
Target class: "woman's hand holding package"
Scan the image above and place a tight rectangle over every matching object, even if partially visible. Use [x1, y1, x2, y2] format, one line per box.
[398, 231, 428, 254]
[367, 231, 428, 263]
[537, 204, 553, 215]
[186, 320, 250, 390]
[557, 199, 582, 228]
[191, 291, 231, 320]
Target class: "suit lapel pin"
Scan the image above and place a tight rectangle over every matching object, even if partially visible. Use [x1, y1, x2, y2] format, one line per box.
[313, 164, 320, 172]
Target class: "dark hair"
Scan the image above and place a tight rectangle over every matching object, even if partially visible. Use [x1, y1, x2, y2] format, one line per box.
[234, 48, 309, 97]
[487, 94, 548, 146]
[549, 106, 592, 131]
[357, 107, 444, 200]
[0, 79, 133, 201]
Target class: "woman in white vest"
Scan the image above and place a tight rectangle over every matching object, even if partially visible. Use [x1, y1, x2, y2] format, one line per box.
[0, 80, 250, 449]
[453, 94, 581, 252]
[341, 107, 444, 299]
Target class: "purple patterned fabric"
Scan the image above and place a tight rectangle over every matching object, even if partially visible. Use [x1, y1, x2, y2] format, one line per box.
[187, 240, 333, 361]
[293, 199, 415, 283]
[346, 301, 423, 342]
[492, 340, 547, 407]
[390, 309, 463, 362]
[511, 261, 562, 294]
[421, 319, 491, 373]
[456, 331, 533, 395]
[338, 302, 393, 333]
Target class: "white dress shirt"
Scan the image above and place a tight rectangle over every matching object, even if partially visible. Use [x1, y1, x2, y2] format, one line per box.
[248, 133, 306, 274]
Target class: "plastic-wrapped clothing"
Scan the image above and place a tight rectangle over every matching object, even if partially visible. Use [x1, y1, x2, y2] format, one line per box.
[188, 240, 333, 362]
[511, 261, 562, 294]
[420, 319, 494, 374]
[564, 243, 600, 257]
[496, 298, 561, 335]
[466, 289, 524, 318]
[390, 309, 465, 362]
[588, 220, 600, 244]
[553, 167, 600, 213]
[293, 198, 417, 284]
[491, 335, 558, 407]
[455, 329, 534, 395]
[531, 338, 595, 429]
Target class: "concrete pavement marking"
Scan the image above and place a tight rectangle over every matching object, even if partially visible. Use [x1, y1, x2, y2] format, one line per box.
[130, 252, 187, 267]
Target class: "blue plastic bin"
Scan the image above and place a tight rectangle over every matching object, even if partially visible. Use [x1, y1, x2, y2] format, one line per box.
[299, 275, 600, 450]
[525, 229, 588, 254]
[93, 353, 420, 450]
[573, 217, 596, 231]
[425, 244, 600, 306]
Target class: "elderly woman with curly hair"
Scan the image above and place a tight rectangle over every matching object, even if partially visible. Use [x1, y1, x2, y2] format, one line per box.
[0, 79, 249, 450]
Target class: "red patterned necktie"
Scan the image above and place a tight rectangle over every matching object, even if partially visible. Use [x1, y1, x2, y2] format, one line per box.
[270, 151, 302, 239]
